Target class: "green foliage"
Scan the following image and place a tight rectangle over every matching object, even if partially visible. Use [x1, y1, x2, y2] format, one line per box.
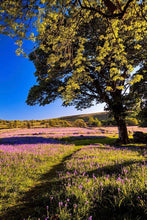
[27, 121, 31, 129]
[73, 119, 87, 128]
[102, 118, 117, 126]
[126, 118, 138, 126]
[48, 119, 71, 127]
[88, 117, 102, 127]
[0, 111, 142, 129]
[88, 117, 95, 126]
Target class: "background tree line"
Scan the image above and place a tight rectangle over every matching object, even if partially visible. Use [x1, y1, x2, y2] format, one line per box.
[0, 111, 143, 129]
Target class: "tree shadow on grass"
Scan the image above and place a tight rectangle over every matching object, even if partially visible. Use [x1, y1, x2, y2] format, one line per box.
[121, 143, 147, 157]
[61, 136, 147, 157]
[0, 149, 81, 220]
[86, 159, 147, 220]
[88, 185, 146, 220]
[1, 135, 146, 158]
[85, 159, 146, 179]
[0, 136, 61, 145]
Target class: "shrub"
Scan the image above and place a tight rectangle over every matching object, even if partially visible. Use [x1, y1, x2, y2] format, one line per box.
[88, 117, 95, 126]
[88, 117, 101, 127]
[59, 120, 71, 127]
[27, 122, 31, 129]
[73, 119, 87, 127]
[48, 119, 57, 127]
[45, 123, 50, 128]
[94, 118, 102, 127]
[126, 118, 138, 126]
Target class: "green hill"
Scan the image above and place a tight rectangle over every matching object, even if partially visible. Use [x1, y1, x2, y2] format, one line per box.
[0, 112, 109, 129]
[58, 111, 109, 122]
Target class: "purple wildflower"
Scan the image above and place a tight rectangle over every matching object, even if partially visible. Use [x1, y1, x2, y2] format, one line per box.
[85, 201, 88, 205]
[59, 202, 63, 206]
[74, 204, 77, 208]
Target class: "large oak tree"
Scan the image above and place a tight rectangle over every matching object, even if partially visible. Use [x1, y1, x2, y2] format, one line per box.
[0, 0, 146, 143]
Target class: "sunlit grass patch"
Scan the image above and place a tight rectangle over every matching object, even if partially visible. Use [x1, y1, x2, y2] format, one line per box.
[0, 142, 81, 219]
[57, 145, 146, 220]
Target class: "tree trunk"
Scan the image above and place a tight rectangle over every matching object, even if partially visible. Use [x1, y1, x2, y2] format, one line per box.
[110, 90, 129, 144]
[114, 116, 129, 144]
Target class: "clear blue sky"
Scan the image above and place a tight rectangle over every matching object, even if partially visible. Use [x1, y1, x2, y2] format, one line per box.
[0, 34, 104, 121]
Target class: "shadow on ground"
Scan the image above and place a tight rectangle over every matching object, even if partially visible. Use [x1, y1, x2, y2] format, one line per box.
[61, 136, 147, 157]
[88, 185, 146, 220]
[0, 136, 61, 145]
[86, 159, 146, 178]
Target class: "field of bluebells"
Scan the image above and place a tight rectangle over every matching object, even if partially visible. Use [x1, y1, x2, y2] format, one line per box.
[0, 127, 146, 220]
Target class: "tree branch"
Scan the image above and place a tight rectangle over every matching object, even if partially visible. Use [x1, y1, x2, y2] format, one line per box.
[78, 0, 133, 19]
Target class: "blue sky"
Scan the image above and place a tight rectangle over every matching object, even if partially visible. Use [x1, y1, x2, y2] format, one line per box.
[0, 34, 104, 121]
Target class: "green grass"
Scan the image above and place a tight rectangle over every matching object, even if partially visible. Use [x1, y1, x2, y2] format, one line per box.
[0, 144, 81, 219]
[0, 135, 146, 220]
[60, 135, 118, 146]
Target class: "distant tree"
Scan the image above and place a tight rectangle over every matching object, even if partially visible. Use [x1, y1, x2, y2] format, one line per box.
[48, 119, 56, 127]
[74, 119, 87, 127]
[45, 123, 50, 128]
[88, 117, 101, 127]
[88, 117, 95, 126]
[126, 118, 138, 126]
[94, 118, 102, 127]
[14, 120, 19, 128]
[9, 121, 14, 129]
[27, 121, 31, 129]
[60, 120, 71, 127]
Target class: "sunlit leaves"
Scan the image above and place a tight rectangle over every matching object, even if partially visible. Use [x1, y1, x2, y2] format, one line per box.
[130, 74, 143, 85]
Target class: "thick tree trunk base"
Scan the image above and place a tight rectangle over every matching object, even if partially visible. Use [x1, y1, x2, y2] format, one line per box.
[115, 138, 130, 145]
[114, 116, 129, 145]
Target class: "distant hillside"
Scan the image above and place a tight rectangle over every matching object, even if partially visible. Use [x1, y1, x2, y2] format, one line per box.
[0, 112, 109, 129]
[58, 112, 109, 122]
[0, 111, 139, 129]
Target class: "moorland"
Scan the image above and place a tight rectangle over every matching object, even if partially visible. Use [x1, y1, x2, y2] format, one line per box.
[0, 125, 146, 220]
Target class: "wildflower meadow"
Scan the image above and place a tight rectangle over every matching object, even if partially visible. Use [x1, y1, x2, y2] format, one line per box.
[0, 127, 146, 220]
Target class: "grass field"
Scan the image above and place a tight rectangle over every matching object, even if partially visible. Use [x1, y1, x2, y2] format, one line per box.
[0, 127, 146, 220]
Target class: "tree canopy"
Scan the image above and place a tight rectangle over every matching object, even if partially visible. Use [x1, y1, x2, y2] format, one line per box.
[1, 0, 146, 55]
